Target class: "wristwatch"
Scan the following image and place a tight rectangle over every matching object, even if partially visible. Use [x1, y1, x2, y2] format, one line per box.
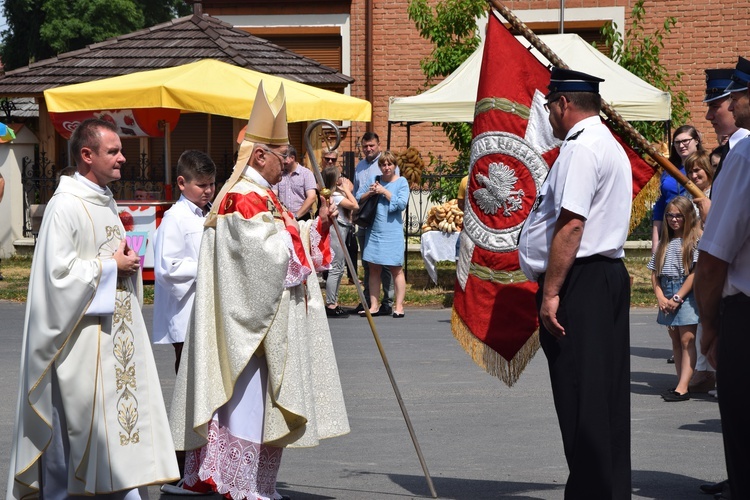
[672, 294, 684, 304]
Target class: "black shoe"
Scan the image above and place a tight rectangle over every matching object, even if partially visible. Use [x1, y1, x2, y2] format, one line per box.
[662, 390, 690, 402]
[392, 312, 405, 318]
[667, 355, 675, 364]
[358, 309, 381, 317]
[326, 306, 350, 318]
[378, 304, 393, 316]
[354, 303, 366, 313]
[700, 480, 728, 495]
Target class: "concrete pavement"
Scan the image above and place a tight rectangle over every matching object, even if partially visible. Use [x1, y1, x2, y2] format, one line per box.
[0, 301, 726, 499]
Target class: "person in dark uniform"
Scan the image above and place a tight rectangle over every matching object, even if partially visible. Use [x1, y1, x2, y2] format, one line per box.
[695, 102, 750, 500]
[695, 56, 750, 500]
[519, 68, 632, 500]
[704, 66, 750, 183]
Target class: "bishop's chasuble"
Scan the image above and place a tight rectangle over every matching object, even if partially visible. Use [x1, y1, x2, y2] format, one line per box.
[7, 175, 179, 499]
[170, 170, 350, 500]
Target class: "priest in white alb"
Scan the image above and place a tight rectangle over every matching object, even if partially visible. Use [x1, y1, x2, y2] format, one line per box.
[169, 82, 350, 500]
[7, 118, 180, 499]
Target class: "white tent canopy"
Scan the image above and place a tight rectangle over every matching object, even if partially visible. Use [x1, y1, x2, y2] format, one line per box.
[388, 33, 671, 123]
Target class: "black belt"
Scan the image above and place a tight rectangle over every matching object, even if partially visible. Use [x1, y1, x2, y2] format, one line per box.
[723, 293, 750, 305]
[573, 254, 621, 266]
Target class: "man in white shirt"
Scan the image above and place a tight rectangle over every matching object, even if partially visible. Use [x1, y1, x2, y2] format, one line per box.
[705, 64, 750, 182]
[518, 68, 632, 500]
[695, 124, 750, 500]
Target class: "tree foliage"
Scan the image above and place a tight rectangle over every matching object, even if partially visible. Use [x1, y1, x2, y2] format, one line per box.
[407, 0, 487, 201]
[600, 0, 690, 142]
[1, 0, 191, 70]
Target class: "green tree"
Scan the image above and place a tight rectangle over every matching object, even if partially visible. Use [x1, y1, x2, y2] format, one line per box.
[600, 0, 690, 142]
[407, 0, 487, 201]
[0, 0, 53, 70]
[1, 0, 191, 70]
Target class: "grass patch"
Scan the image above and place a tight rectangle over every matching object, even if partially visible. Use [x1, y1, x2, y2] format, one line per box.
[1, 252, 657, 309]
[0, 255, 34, 302]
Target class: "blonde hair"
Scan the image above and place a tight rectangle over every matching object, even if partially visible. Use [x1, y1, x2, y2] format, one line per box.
[654, 195, 702, 276]
[378, 150, 398, 167]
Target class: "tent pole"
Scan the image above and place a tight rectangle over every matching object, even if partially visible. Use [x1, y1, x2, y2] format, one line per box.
[164, 122, 172, 200]
[387, 121, 392, 150]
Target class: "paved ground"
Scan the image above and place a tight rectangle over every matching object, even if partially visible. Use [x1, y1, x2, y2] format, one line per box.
[0, 301, 726, 499]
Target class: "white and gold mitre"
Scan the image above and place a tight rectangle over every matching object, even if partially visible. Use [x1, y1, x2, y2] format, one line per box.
[244, 81, 288, 145]
[205, 81, 289, 227]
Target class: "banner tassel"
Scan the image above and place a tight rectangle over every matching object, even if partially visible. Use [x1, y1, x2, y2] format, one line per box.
[452, 309, 540, 387]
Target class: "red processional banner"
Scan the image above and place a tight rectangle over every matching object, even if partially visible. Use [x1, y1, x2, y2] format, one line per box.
[451, 13, 656, 386]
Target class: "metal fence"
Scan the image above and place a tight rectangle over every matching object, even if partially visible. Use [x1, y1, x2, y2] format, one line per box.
[404, 172, 465, 237]
[19, 149, 240, 238]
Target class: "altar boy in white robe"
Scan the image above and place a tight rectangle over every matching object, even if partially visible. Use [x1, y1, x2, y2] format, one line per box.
[169, 82, 350, 500]
[7, 118, 180, 499]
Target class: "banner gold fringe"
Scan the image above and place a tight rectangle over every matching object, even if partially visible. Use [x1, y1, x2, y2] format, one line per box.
[629, 169, 660, 235]
[451, 308, 540, 387]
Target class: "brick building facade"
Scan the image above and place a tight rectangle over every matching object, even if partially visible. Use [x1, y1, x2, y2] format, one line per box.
[206, 0, 749, 163]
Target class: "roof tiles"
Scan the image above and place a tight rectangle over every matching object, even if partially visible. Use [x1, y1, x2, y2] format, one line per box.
[0, 14, 352, 96]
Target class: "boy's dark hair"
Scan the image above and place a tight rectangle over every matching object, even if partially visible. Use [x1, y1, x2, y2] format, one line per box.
[70, 118, 118, 167]
[286, 145, 298, 160]
[177, 150, 216, 181]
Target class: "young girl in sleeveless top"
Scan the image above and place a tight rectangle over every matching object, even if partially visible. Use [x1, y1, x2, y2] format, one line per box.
[648, 195, 701, 402]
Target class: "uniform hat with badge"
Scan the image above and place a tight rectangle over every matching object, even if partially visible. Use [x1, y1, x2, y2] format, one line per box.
[546, 67, 604, 98]
[725, 56, 750, 93]
[703, 68, 733, 102]
[205, 81, 289, 227]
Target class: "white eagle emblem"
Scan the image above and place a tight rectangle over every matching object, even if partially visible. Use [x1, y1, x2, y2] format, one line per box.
[473, 162, 525, 217]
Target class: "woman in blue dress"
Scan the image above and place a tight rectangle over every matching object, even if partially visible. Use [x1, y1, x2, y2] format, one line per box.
[358, 151, 410, 318]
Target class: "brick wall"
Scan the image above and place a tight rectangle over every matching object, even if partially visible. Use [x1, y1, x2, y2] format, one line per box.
[349, 0, 750, 163]
[207, 0, 750, 164]
[348, 0, 449, 161]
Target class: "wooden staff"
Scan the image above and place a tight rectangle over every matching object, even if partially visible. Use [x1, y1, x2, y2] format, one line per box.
[304, 120, 438, 499]
[489, 0, 704, 199]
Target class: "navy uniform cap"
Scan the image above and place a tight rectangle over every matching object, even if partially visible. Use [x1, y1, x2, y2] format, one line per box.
[546, 67, 604, 97]
[704, 69, 733, 102]
[726, 56, 750, 93]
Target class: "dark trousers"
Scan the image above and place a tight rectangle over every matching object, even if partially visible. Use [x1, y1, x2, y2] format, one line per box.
[346, 225, 358, 281]
[718, 294, 750, 500]
[538, 256, 631, 500]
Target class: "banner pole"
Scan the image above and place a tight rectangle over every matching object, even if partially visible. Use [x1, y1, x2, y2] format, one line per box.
[488, 0, 704, 199]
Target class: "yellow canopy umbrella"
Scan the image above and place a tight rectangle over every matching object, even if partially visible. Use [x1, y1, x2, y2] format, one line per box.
[43, 59, 371, 122]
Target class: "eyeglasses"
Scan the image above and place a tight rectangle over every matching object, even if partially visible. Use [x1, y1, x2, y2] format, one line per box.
[264, 148, 290, 162]
[674, 138, 694, 147]
[544, 97, 561, 112]
[323, 157, 337, 163]
[665, 213, 684, 220]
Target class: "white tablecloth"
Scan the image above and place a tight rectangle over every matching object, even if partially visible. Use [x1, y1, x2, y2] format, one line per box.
[420, 231, 459, 284]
